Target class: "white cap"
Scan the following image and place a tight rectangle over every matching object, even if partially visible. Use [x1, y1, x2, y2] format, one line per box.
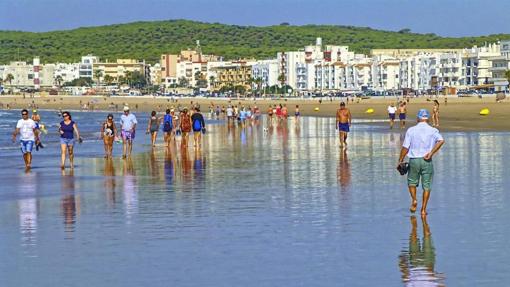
[123, 106, 130, 111]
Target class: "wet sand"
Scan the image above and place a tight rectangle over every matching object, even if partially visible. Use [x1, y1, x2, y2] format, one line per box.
[1, 94, 508, 131]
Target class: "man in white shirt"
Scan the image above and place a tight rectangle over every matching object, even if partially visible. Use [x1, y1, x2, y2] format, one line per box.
[387, 103, 397, 129]
[120, 106, 137, 158]
[398, 109, 445, 216]
[12, 109, 39, 169]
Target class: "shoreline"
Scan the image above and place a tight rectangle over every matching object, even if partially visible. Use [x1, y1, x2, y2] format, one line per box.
[1, 94, 509, 132]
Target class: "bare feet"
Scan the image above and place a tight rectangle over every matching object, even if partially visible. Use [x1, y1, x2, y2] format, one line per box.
[421, 209, 428, 216]
[410, 200, 418, 213]
[61, 165, 65, 170]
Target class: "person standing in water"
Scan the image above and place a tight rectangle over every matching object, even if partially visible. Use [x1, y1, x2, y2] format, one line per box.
[398, 102, 407, 130]
[179, 108, 192, 146]
[432, 100, 440, 127]
[100, 114, 117, 158]
[398, 109, 445, 216]
[294, 105, 301, 122]
[191, 107, 206, 148]
[120, 106, 137, 158]
[336, 102, 351, 149]
[12, 109, 39, 170]
[146, 110, 160, 147]
[59, 111, 81, 169]
[31, 109, 45, 150]
[388, 103, 397, 129]
[162, 109, 174, 146]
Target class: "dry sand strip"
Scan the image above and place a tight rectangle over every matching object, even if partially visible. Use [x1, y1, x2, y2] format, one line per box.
[0, 95, 508, 132]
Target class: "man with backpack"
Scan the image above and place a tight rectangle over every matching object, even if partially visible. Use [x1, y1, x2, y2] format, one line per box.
[191, 106, 206, 148]
[162, 109, 174, 146]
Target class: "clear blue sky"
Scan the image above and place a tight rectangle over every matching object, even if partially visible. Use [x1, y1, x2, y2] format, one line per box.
[1, 0, 509, 37]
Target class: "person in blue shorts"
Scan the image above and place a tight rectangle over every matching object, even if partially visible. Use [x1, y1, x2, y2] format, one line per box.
[336, 102, 352, 149]
[12, 109, 39, 170]
[191, 107, 206, 148]
[398, 102, 407, 129]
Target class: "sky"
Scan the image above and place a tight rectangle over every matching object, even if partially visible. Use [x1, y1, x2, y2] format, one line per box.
[1, 0, 509, 37]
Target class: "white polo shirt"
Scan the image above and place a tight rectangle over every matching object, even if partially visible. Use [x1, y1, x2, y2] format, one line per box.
[402, 122, 443, 158]
[388, 106, 397, 114]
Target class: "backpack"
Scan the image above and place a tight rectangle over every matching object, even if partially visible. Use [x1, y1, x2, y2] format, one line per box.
[163, 114, 173, 131]
[193, 118, 202, 131]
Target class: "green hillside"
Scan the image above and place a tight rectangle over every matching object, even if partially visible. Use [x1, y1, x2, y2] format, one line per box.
[0, 19, 509, 64]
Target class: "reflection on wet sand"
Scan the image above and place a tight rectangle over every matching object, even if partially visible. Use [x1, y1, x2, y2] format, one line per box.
[61, 169, 79, 236]
[399, 216, 446, 286]
[337, 149, 351, 192]
[123, 158, 138, 220]
[104, 158, 116, 207]
[18, 171, 38, 248]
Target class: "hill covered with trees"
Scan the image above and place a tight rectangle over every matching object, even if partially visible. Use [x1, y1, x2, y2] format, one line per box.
[0, 19, 509, 64]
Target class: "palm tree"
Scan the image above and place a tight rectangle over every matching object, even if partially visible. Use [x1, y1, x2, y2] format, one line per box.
[209, 75, 215, 89]
[55, 75, 64, 87]
[104, 75, 114, 85]
[278, 73, 285, 88]
[94, 70, 103, 87]
[5, 73, 14, 86]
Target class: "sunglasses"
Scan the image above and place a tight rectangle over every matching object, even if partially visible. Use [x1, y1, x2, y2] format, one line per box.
[22, 113, 28, 116]
[63, 114, 69, 117]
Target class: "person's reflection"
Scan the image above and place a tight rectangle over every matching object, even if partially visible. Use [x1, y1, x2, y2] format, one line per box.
[164, 145, 176, 186]
[18, 172, 38, 246]
[148, 148, 160, 178]
[180, 144, 193, 183]
[337, 149, 351, 192]
[399, 216, 445, 286]
[61, 169, 79, 236]
[193, 149, 206, 182]
[104, 158, 116, 207]
[123, 157, 138, 221]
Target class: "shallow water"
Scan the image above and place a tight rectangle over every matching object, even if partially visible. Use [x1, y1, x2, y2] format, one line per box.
[0, 110, 509, 286]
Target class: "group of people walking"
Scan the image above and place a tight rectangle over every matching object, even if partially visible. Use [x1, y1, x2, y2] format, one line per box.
[11, 105, 207, 170]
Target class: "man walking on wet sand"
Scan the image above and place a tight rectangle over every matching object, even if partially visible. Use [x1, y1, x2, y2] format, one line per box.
[336, 102, 351, 149]
[398, 109, 444, 215]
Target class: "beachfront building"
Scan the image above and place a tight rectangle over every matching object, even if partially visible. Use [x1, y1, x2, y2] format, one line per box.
[79, 55, 98, 79]
[372, 56, 400, 91]
[489, 40, 510, 92]
[54, 63, 80, 84]
[0, 58, 55, 89]
[251, 59, 279, 90]
[160, 42, 223, 90]
[93, 59, 146, 84]
[211, 61, 254, 91]
[461, 43, 500, 87]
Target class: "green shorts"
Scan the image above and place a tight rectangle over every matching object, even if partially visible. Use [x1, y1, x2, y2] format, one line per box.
[407, 158, 434, 191]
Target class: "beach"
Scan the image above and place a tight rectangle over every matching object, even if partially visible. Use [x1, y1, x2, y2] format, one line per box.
[1, 94, 508, 132]
[1, 110, 510, 286]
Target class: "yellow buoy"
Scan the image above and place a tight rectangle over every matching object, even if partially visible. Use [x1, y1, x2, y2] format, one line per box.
[365, 108, 374, 114]
[314, 107, 320, 112]
[479, 108, 490, 116]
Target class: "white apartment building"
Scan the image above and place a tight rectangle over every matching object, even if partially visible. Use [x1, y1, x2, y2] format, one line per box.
[79, 55, 99, 78]
[1, 58, 55, 88]
[372, 56, 400, 91]
[461, 43, 500, 86]
[54, 63, 80, 84]
[251, 59, 279, 89]
[489, 40, 510, 92]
